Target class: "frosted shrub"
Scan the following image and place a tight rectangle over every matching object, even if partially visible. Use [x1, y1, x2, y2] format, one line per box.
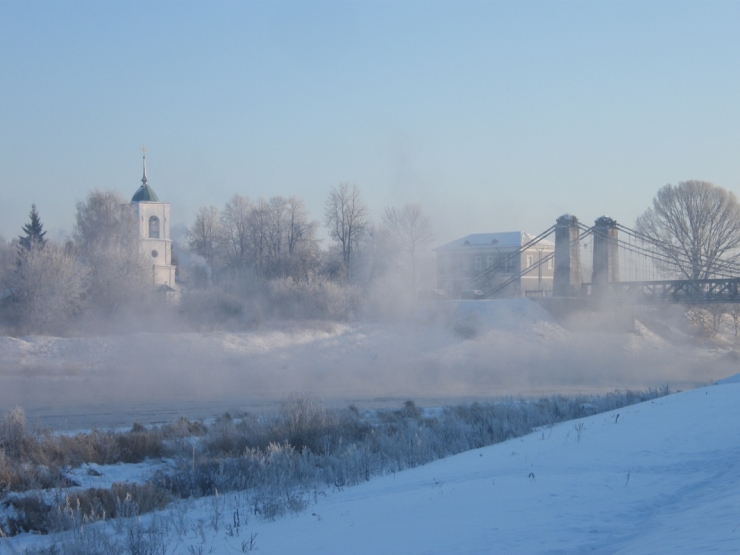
[7, 245, 88, 334]
[0, 408, 29, 460]
[277, 394, 333, 453]
[265, 276, 362, 320]
[179, 288, 253, 330]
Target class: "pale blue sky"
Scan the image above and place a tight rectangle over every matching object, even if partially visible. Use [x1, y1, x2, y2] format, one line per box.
[2, 1, 740, 245]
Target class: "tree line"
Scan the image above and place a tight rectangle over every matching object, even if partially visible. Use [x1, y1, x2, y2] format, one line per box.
[187, 183, 434, 287]
[3, 177, 740, 335]
[0, 183, 436, 334]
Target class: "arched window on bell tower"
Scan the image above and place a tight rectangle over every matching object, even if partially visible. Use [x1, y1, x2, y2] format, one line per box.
[149, 216, 160, 239]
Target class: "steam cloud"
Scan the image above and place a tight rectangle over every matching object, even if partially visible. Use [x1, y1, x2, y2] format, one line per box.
[0, 300, 730, 430]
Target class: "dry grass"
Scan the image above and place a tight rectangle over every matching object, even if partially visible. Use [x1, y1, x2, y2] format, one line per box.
[0, 413, 204, 495]
[0, 388, 672, 540]
[3, 482, 171, 536]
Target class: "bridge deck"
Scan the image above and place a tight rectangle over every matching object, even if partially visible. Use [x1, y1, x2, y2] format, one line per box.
[580, 278, 740, 304]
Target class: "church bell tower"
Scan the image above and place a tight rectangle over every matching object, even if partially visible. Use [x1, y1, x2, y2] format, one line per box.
[129, 150, 177, 293]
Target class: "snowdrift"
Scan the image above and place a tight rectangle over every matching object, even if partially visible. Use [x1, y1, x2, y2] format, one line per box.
[227, 378, 740, 554]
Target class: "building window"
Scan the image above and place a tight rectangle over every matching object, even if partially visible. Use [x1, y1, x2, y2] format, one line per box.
[463, 258, 470, 271]
[503, 257, 513, 274]
[444, 258, 452, 275]
[475, 256, 482, 271]
[548, 257, 554, 270]
[149, 216, 160, 239]
[526, 255, 534, 268]
[152, 250, 159, 258]
[487, 255, 494, 268]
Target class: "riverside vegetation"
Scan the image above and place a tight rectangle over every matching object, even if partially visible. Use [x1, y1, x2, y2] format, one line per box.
[0, 388, 669, 554]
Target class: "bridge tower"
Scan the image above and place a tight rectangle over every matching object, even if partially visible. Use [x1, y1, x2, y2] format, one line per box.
[553, 214, 582, 297]
[591, 216, 620, 284]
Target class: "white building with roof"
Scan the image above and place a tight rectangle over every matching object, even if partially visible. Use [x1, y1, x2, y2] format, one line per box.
[126, 153, 177, 295]
[434, 231, 554, 298]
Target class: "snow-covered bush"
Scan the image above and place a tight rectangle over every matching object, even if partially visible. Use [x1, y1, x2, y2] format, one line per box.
[178, 286, 257, 330]
[264, 276, 362, 320]
[5, 244, 88, 334]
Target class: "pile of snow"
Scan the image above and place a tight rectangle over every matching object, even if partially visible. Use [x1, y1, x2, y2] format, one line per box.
[64, 460, 176, 491]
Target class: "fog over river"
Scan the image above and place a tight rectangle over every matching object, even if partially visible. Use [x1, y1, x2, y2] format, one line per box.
[0, 301, 733, 430]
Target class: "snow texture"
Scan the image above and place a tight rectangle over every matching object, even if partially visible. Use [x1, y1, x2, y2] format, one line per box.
[201, 379, 740, 554]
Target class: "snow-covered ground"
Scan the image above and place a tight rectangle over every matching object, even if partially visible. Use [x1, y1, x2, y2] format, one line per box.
[7, 369, 739, 554]
[0, 300, 734, 429]
[207, 377, 740, 554]
[3, 300, 740, 553]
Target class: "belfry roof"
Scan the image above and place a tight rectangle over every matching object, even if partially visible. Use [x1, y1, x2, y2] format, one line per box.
[131, 184, 159, 203]
[131, 153, 160, 202]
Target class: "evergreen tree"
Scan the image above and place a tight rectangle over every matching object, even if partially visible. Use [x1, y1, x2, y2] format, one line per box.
[19, 203, 47, 251]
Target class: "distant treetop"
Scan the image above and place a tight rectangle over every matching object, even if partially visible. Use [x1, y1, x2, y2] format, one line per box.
[19, 203, 47, 251]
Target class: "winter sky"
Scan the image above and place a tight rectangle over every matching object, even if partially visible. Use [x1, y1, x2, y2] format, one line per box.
[2, 1, 740, 245]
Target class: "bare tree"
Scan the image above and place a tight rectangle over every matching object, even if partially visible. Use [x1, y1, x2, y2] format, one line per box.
[324, 183, 368, 279]
[286, 197, 314, 256]
[249, 198, 270, 276]
[188, 205, 222, 270]
[636, 181, 740, 280]
[263, 196, 319, 280]
[266, 196, 287, 264]
[284, 197, 319, 280]
[382, 203, 435, 288]
[220, 194, 253, 273]
[216, 194, 321, 281]
[351, 223, 397, 287]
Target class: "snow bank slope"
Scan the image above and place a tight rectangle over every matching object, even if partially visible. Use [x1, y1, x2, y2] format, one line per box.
[244, 380, 740, 554]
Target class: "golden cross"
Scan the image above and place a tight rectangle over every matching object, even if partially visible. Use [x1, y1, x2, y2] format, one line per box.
[141, 146, 147, 155]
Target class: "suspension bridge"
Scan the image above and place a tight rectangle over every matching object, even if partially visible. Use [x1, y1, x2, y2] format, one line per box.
[465, 215, 740, 305]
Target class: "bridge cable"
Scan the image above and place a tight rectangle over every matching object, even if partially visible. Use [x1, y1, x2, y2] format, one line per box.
[483, 227, 593, 298]
[616, 224, 740, 278]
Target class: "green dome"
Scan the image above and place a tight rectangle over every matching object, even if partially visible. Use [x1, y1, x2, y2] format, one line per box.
[132, 154, 160, 202]
[131, 184, 159, 202]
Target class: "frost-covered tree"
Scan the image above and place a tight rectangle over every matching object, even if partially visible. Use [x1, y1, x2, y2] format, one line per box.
[220, 194, 254, 273]
[73, 189, 136, 254]
[188, 205, 222, 271]
[9, 243, 88, 333]
[324, 183, 368, 280]
[86, 243, 153, 315]
[0, 236, 16, 283]
[263, 196, 319, 280]
[73, 189, 151, 315]
[213, 194, 319, 281]
[636, 181, 740, 280]
[283, 196, 319, 280]
[382, 203, 435, 288]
